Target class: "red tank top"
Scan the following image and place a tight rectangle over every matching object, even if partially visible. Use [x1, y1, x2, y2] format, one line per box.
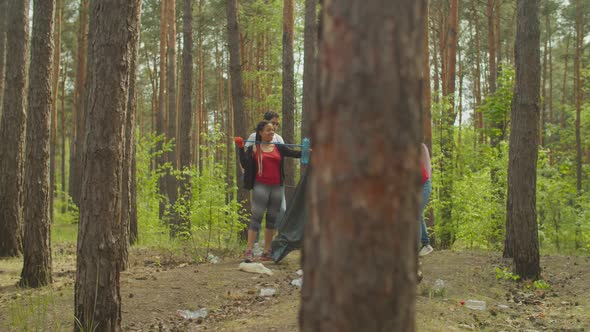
[421, 163, 429, 184]
[255, 147, 282, 185]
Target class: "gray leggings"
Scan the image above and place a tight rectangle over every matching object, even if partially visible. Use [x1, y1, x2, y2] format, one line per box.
[249, 182, 284, 231]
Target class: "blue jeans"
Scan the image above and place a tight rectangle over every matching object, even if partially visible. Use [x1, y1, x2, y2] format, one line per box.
[420, 179, 432, 246]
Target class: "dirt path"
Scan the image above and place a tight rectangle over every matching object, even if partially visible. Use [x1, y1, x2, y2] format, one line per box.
[1, 247, 589, 331]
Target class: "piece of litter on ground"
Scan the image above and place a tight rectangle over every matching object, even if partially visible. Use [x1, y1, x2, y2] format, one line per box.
[176, 308, 208, 320]
[207, 253, 220, 264]
[496, 304, 509, 309]
[291, 278, 302, 288]
[295, 269, 303, 276]
[239, 262, 274, 276]
[260, 288, 277, 297]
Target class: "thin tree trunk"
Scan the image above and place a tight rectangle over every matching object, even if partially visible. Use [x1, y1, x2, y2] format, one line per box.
[282, 0, 296, 201]
[0, 0, 7, 120]
[227, 0, 249, 224]
[539, 26, 549, 147]
[50, 0, 62, 224]
[472, 2, 484, 144]
[157, 0, 168, 220]
[301, 1, 425, 330]
[20, 0, 55, 288]
[0, 0, 29, 258]
[488, 0, 497, 94]
[179, 0, 193, 228]
[505, 0, 541, 279]
[123, 0, 142, 253]
[575, 0, 583, 195]
[561, 34, 569, 129]
[74, 0, 140, 329]
[438, 0, 459, 248]
[69, 0, 89, 208]
[166, 0, 180, 235]
[301, 0, 317, 141]
[60, 63, 67, 213]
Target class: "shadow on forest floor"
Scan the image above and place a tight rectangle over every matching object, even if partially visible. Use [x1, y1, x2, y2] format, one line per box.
[0, 245, 589, 331]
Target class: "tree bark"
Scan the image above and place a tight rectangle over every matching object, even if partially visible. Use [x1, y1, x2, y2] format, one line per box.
[560, 34, 569, 130]
[300, 0, 425, 330]
[60, 63, 67, 213]
[575, 0, 583, 195]
[227, 0, 250, 221]
[0, 0, 7, 119]
[282, 0, 296, 200]
[50, 0, 63, 225]
[301, 0, 318, 142]
[0, 0, 29, 258]
[438, 0, 459, 248]
[20, 0, 55, 288]
[157, 0, 168, 220]
[179, 0, 194, 227]
[74, 0, 140, 330]
[505, 0, 541, 279]
[69, 0, 89, 208]
[122, 0, 142, 256]
[166, 0, 181, 235]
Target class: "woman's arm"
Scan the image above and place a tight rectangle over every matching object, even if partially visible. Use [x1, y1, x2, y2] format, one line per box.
[279, 145, 302, 159]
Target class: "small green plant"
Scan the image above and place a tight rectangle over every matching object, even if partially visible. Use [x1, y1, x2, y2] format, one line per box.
[533, 279, 551, 290]
[495, 267, 520, 281]
[7, 291, 65, 331]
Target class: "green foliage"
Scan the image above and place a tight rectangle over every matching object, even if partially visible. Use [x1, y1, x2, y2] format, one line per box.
[533, 279, 551, 290]
[52, 187, 79, 225]
[495, 267, 520, 282]
[7, 291, 65, 331]
[135, 132, 173, 246]
[136, 128, 245, 252]
[479, 65, 515, 141]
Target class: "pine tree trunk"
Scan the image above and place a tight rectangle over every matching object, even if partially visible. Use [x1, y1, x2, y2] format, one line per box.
[0, 0, 29, 258]
[60, 63, 67, 214]
[74, 0, 140, 329]
[541, 25, 547, 147]
[157, 0, 168, 220]
[50, 0, 62, 225]
[438, 0, 459, 248]
[20, 0, 55, 288]
[301, 1, 425, 330]
[0, 0, 7, 119]
[561, 34, 569, 130]
[471, 2, 484, 144]
[301, 0, 317, 141]
[166, 0, 181, 235]
[69, 0, 89, 208]
[282, 0, 296, 201]
[227, 0, 250, 223]
[179, 0, 193, 226]
[506, 0, 541, 279]
[575, 0, 583, 195]
[122, 0, 142, 254]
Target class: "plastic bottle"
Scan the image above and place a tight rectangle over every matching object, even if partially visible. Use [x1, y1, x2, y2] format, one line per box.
[301, 138, 311, 165]
[176, 308, 208, 320]
[260, 288, 277, 297]
[464, 300, 486, 310]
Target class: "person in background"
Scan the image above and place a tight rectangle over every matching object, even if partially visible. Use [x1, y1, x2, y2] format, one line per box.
[419, 143, 434, 257]
[235, 121, 302, 262]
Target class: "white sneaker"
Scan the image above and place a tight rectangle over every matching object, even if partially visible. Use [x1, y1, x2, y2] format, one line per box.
[419, 244, 433, 257]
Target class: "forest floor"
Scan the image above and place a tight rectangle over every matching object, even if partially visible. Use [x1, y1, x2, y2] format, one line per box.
[1, 240, 589, 331]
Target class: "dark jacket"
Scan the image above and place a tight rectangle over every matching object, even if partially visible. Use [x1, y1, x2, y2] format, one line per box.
[239, 144, 301, 190]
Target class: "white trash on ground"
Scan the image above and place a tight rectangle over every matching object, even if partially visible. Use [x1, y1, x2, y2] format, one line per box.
[260, 288, 277, 297]
[291, 278, 303, 288]
[433, 279, 445, 292]
[295, 269, 303, 276]
[238, 262, 274, 276]
[207, 253, 220, 264]
[464, 300, 486, 310]
[176, 308, 208, 320]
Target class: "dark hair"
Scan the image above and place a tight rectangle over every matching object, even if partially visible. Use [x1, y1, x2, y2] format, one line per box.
[263, 111, 279, 121]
